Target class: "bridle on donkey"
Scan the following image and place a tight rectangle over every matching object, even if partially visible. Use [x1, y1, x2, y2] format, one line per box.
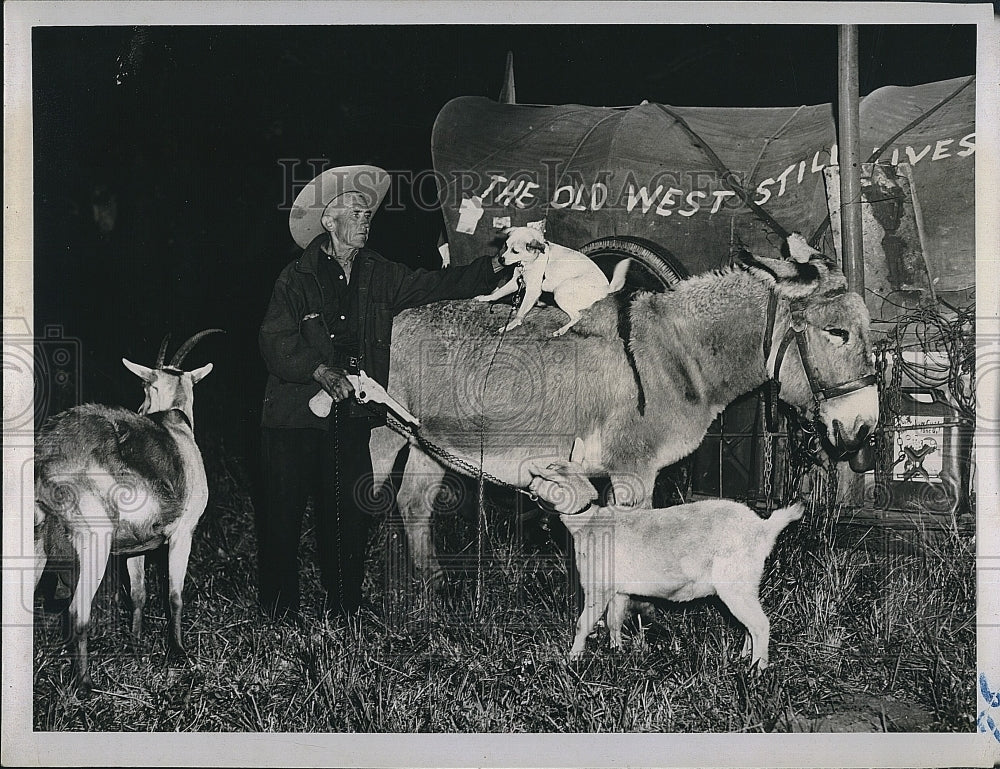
[651, 102, 877, 462]
[761, 288, 877, 459]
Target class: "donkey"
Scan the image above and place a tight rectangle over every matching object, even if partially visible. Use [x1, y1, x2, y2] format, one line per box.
[34, 329, 221, 692]
[370, 236, 878, 583]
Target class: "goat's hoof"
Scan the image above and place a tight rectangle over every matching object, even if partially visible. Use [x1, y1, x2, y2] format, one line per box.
[425, 570, 448, 593]
[76, 674, 94, 697]
[748, 660, 768, 677]
[167, 640, 189, 661]
[122, 633, 145, 653]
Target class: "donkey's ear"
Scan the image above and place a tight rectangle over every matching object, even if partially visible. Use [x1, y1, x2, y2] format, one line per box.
[738, 249, 824, 301]
[782, 232, 840, 271]
[783, 233, 819, 263]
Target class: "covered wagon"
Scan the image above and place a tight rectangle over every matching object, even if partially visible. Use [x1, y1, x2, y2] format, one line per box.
[430, 76, 976, 516]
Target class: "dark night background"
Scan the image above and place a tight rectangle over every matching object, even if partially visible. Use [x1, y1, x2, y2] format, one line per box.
[32, 24, 976, 463]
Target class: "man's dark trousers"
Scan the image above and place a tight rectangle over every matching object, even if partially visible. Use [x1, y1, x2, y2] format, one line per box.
[258, 404, 375, 618]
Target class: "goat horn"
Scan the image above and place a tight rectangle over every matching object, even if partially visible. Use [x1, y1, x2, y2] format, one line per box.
[155, 334, 171, 369]
[169, 328, 224, 368]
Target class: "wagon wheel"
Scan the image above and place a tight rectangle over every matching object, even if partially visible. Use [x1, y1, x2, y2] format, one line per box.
[582, 235, 689, 291]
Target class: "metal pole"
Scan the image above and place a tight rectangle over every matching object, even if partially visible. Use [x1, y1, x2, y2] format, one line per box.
[838, 25, 864, 296]
[499, 51, 516, 104]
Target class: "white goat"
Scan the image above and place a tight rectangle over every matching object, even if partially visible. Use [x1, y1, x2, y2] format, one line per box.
[34, 330, 221, 692]
[527, 460, 803, 669]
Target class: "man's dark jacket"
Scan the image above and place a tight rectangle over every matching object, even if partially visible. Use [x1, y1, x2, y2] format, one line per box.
[260, 234, 499, 429]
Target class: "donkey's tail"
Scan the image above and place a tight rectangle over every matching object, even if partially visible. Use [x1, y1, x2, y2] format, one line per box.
[608, 258, 632, 293]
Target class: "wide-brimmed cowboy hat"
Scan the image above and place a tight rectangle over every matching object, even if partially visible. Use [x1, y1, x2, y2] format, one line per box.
[289, 165, 390, 249]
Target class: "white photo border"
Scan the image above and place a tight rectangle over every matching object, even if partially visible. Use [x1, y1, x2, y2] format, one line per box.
[4, 2, 999, 766]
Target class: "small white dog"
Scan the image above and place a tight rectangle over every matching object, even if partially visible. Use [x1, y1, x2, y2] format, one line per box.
[475, 226, 631, 336]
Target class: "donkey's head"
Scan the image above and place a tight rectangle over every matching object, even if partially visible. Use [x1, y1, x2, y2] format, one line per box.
[739, 237, 878, 469]
[122, 329, 223, 427]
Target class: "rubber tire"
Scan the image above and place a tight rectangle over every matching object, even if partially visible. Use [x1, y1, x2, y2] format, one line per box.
[582, 236, 689, 292]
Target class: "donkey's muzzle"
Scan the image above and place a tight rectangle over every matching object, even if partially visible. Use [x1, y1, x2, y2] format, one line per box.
[830, 420, 875, 472]
[848, 441, 876, 473]
[832, 420, 870, 454]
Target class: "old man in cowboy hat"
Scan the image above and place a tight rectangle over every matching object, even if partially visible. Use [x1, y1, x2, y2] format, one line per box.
[258, 165, 508, 621]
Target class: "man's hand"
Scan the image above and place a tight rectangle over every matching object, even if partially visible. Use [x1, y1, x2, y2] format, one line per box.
[312, 363, 354, 402]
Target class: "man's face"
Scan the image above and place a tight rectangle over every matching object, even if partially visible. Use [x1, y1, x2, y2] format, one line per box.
[322, 192, 373, 250]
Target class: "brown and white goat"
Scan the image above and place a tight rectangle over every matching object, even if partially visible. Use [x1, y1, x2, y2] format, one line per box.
[527, 460, 803, 669]
[34, 330, 221, 692]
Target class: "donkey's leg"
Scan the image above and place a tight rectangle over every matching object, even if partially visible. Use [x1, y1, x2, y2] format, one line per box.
[608, 469, 657, 507]
[396, 448, 447, 586]
[370, 425, 409, 492]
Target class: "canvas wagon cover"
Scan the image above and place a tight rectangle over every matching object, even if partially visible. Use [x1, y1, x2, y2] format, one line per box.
[432, 77, 974, 287]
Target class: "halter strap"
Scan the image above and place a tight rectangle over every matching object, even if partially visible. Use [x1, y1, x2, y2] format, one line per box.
[792, 319, 877, 401]
[809, 372, 879, 401]
[763, 291, 779, 362]
[763, 290, 876, 408]
[772, 327, 797, 384]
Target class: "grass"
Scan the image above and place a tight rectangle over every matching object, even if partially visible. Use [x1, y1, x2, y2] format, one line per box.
[33, 438, 976, 732]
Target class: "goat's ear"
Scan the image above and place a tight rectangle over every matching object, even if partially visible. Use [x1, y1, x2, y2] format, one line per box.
[190, 363, 213, 384]
[122, 358, 154, 382]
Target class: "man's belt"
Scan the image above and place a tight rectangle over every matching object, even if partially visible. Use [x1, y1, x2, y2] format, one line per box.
[330, 350, 361, 373]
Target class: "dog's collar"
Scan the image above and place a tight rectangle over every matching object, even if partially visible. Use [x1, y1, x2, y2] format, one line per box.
[536, 497, 595, 516]
[562, 502, 595, 516]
